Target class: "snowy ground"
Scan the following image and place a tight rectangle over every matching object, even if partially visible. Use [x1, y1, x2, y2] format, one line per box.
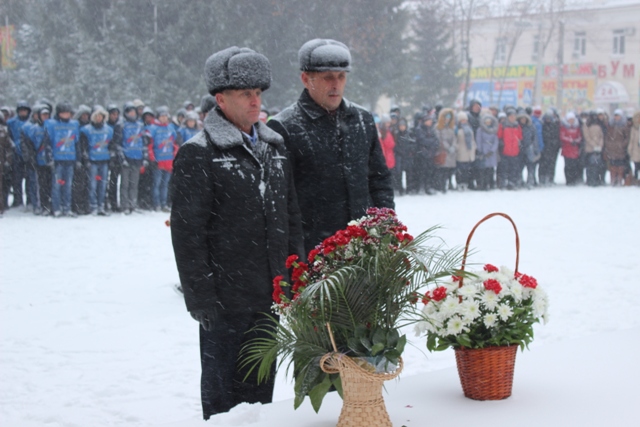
[1, 182, 639, 426]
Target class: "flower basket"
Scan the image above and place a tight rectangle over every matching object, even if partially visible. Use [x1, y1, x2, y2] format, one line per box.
[320, 324, 403, 427]
[454, 344, 518, 400]
[455, 212, 521, 400]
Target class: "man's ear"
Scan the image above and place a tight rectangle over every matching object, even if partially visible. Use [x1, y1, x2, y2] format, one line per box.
[301, 72, 313, 90]
[215, 92, 225, 109]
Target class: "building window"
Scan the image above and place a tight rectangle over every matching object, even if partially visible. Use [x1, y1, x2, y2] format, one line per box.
[532, 34, 540, 62]
[573, 31, 586, 58]
[495, 37, 507, 62]
[613, 29, 625, 55]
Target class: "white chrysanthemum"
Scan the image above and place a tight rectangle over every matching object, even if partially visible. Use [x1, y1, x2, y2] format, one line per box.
[443, 281, 459, 292]
[439, 296, 461, 317]
[509, 281, 524, 302]
[347, 219, 358, 226]
[497, 303, 513, 321]
[483, 313, 498, 328]
[460, 300, 481, 321]
[422, 301, 437, 316]
[446, 315, 466, 336]
[458, 284, 479, 298]
[533, 298, 548, 318]
[481, 290, 500, 310]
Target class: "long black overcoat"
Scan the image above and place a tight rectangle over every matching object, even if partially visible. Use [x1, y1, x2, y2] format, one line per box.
[268, 89, 394, 253]
[170, 108, 304, 314]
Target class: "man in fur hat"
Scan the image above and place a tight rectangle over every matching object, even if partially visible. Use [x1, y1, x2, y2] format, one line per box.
[268, 38, 394, 254]
[170, 46, 304, 419]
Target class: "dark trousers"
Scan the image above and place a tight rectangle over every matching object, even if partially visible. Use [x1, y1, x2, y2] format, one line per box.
[11, 155, 25, 206]
[477, 167, 494, 190]
[564, 157, 581, 185]
[435, 167, 453, 192]
[585, 153, 604, 186]
[498, 156, 520, 188]
[107, 161, 121, 211]
[138, 164, 154, 209]
[634, 162, 640, 180]
[72, 164, 90, 214]
[199, 310, 275, 420]
[539, 144, 560, 184]
[37, 165, 52, 214]
[456, 161, 473, 186]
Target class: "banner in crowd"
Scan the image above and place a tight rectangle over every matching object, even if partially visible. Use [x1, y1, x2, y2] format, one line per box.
[0, 25, 17, 70]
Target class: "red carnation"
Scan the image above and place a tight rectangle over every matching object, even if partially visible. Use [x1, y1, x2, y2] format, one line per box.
[483, 279, 502, 294]
[308, 248, 320, 263]
[484, 264, 499, 273]
[272, 278, 285, 304]
[452, 275, 462, 283]
[421, 291, 432, 305]
[516, 273, 538, 289]
[432, 286, 447, 301]
[285, 255, 299, 269]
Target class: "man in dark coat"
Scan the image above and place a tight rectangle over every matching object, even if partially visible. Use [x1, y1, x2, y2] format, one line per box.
[466, 99, 482, 190]
[540, 110, 562, 185]
[106, 104, 123, 212]
[268, 38, 394, 254]
[170, 46, 304, 420]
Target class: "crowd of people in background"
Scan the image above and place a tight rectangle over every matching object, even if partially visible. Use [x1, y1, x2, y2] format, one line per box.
[0, 95, 218, 217]
[375, 101, 640, 196]
[1, 94, 639, 218]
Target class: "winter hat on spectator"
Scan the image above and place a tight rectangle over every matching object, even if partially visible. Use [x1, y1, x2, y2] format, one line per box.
[16, 100, 31, 114]
[565, 112, 576, 121]
[200, 94, 217, 113]
[185, 111, 199, 122]
[183, 100, 195, 110]
[91, 107, 108, 124]
[56, 101, 74, 116]
[614, 108, 623, 116]
[298, 39, 352, 72]
[457, 111, 468, 122]
[132, 99, 145, 108]
[205, 46, 271, 95]
[532, 105, 542, 117]
[156, 106, 170, 118]
[498, 111, 507, 120]
[107, 104, 120, 113]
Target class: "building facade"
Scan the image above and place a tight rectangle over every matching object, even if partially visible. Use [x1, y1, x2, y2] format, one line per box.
[456, 0, 639, 115]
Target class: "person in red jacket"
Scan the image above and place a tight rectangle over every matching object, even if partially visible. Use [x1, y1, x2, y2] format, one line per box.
[560, 112, 583, 186]
[497, 109, 522, 189]
[378, 117, 396, 170]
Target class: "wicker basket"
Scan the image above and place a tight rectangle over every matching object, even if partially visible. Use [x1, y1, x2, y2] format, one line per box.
[320, 352, 403, 427]
[456, 212, 521, 401]
[455, 344, 518, 400]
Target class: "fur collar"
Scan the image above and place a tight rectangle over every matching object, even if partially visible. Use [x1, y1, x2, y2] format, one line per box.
[479, 115, 498, 134]
[201, 107, 283, 149]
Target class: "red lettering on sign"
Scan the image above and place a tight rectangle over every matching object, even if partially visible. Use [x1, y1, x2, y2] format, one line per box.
[611, 60, 620, 77]
[623, 64, 635, 78]
[598, 65, 607, 78]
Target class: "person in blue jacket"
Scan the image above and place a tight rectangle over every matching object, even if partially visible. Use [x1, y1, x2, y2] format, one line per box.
[80, 107, 113, 216]
[21, 104, 51, 215]
[118, 102, 147, 214]
[178, 111, 199, 145]
[6, 100, 32, 208]
[144, 107, 181, 212]
[44, 101, 81, 217]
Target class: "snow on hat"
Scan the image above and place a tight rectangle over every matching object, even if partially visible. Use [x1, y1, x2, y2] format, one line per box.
[457, 111, 468, 122]
[205, 46, 271, 95]
[185, 111, 199, 122]
[299, 39, 352, 72]
[614, 108, 623, 116]
[132, 99, 145, 108]
[91, 106, 108, 123]
[156, 106, 170, 117]
[565, 112, 576, 121]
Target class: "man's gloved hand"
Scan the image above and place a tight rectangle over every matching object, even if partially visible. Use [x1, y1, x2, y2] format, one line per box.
[190, 308, 218, 331]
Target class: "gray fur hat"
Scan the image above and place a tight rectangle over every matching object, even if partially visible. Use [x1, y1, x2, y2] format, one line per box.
[204, 47, 271, 95]
[298, 39, 352, 72]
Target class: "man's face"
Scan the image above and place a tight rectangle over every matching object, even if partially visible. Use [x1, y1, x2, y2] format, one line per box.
[158, 114, 170, 125]
[125, 110, 137, 121]
[215, 88, 262, 133]
[136, 106, 144, 116]
[109, 110, 119, 122]
[59, 111, 72, 120]
[18, 108, 29, 120]
[507, 114, 516, 123]
[472, 104, 481, 114]
[301, 71, 347, 112]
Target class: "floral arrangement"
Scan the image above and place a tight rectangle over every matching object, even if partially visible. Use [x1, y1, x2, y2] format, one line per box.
[415, 264, 549, 351]
[241, 208, 463, 412]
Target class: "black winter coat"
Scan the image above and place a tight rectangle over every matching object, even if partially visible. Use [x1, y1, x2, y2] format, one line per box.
[170, 108, 304, 314]
[268, 89, 394, 254]
[414, 124, 440, 159]
[542, 118, 561, 150]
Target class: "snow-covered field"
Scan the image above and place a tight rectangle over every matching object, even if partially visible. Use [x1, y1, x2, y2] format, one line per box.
[1, 183, 639, 426]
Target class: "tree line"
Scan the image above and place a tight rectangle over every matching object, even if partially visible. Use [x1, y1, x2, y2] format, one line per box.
[0, 0, 460, 112]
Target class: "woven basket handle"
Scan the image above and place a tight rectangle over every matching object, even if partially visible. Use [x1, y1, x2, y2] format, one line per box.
[460, 212, 520, 286]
